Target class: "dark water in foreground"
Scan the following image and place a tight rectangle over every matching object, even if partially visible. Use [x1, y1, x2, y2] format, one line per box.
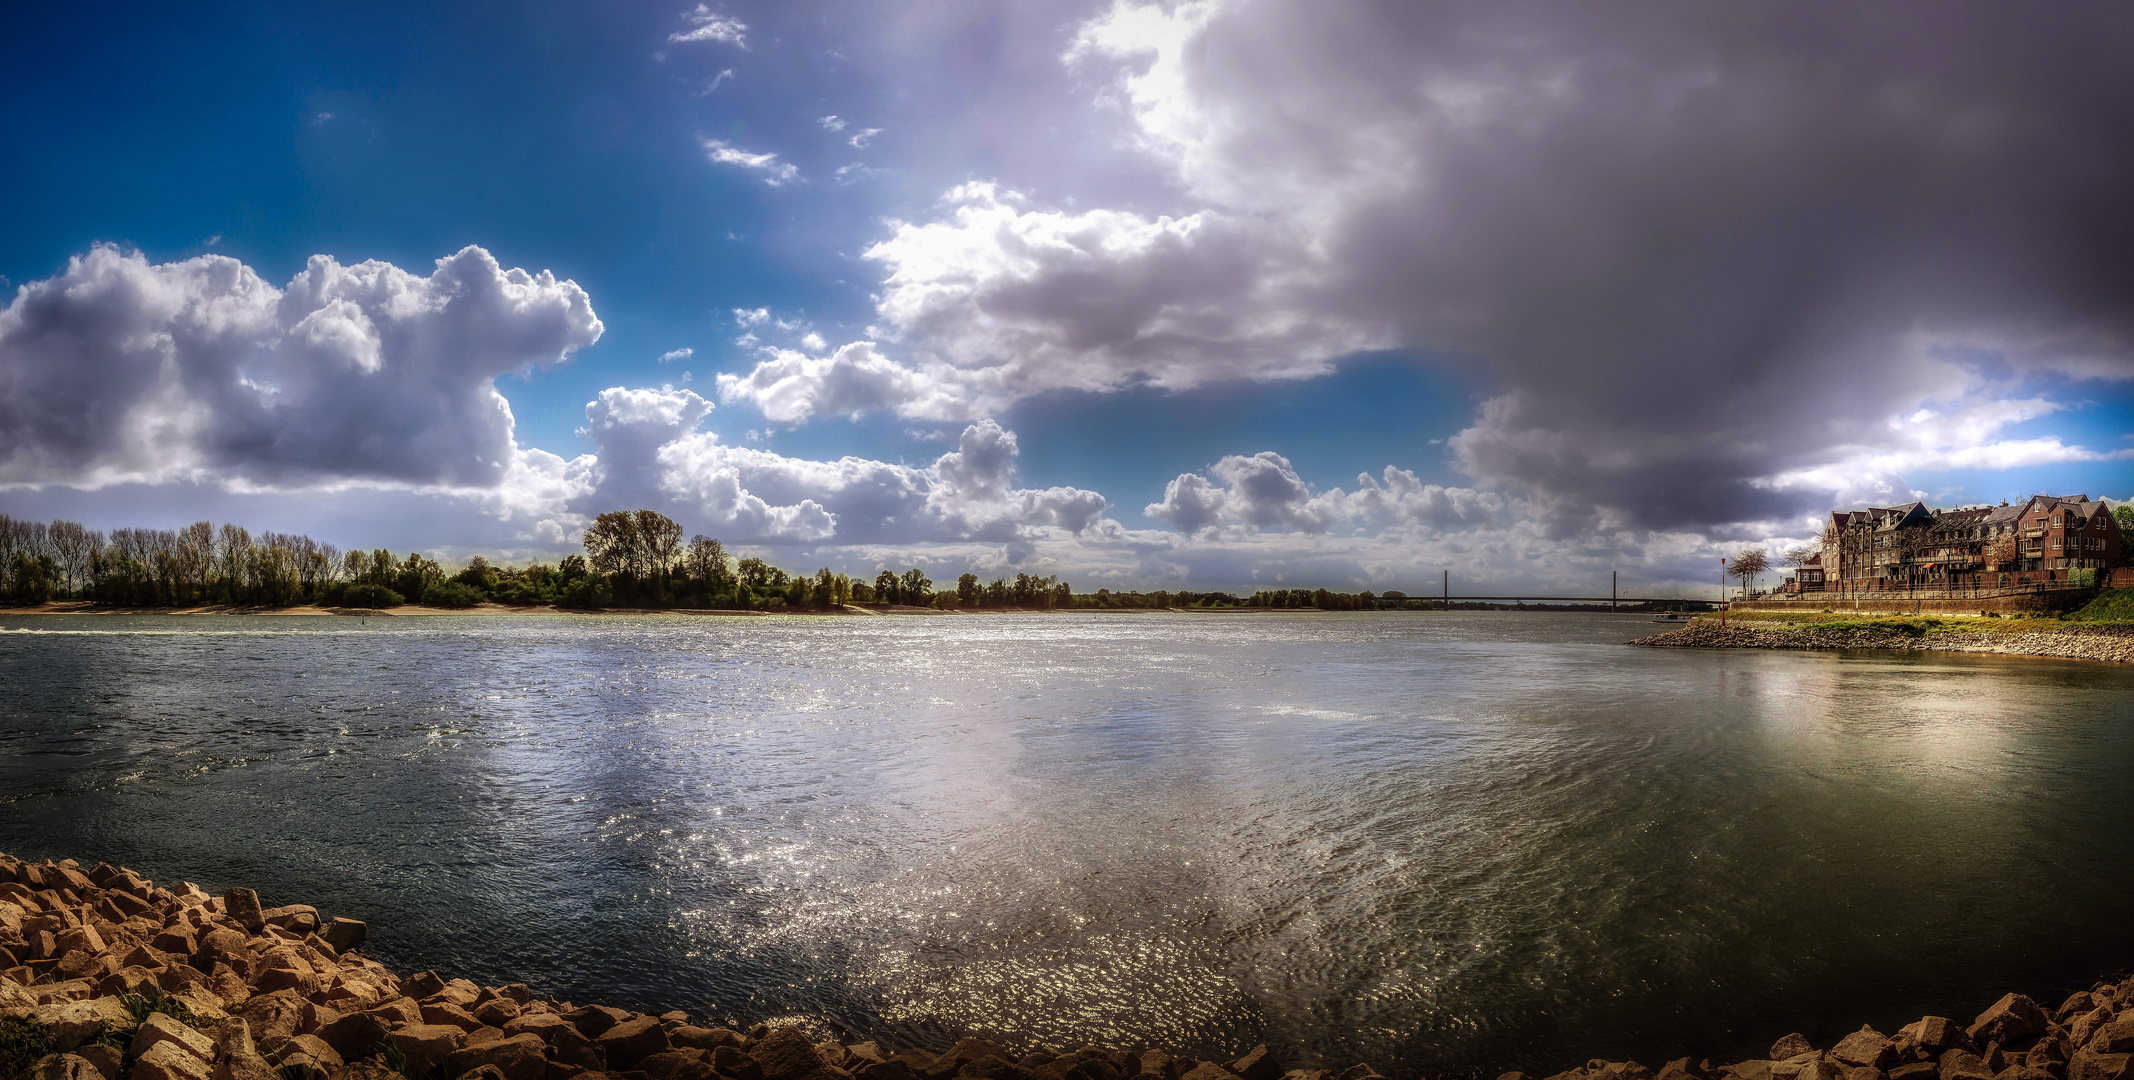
[3, 612, 2132, 1077]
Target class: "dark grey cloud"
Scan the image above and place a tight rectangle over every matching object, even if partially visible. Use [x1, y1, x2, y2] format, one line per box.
[846, 0, 2134, 534]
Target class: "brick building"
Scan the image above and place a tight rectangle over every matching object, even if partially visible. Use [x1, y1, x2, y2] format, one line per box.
[1791, 494, 2122, 595]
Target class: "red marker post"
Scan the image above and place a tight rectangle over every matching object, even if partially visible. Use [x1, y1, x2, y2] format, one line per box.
[1720, 555, 1727, 626]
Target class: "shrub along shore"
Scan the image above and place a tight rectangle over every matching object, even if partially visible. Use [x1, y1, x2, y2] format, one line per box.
[5, 854, 2134, 1080]
[1630, 615, 2134, 663]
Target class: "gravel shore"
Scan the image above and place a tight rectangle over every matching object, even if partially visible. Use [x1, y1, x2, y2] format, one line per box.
[1629, 621, 2134, 663]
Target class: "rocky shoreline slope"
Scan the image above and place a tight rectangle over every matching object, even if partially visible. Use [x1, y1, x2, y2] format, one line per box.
[4, 854, 2132, 1080]
[1630, 621, 2134, 663]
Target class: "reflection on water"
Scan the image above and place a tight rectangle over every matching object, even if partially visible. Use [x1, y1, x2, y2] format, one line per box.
[3, 612, 2132, 1078]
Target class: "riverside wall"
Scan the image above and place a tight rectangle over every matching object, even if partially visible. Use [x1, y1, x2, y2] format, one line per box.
[5, 856, 2134, 1080]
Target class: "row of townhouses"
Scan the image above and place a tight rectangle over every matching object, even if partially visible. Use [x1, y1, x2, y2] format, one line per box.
[1784, 493, 2123, 595]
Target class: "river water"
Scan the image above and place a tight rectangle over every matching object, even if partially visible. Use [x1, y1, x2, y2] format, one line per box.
[2, 611, 2131, 1078]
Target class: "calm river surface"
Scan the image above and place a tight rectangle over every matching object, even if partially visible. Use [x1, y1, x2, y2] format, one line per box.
[3, 611, 2132, 1077]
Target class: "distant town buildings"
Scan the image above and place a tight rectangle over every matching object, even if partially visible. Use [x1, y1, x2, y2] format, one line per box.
[1783, 494, 2123, 595]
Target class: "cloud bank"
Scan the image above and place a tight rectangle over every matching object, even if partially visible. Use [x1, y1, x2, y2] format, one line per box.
[714, 0, 2134, 543]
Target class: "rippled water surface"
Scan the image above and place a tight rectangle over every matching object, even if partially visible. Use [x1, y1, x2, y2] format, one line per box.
[4, 611, 2132, 1077]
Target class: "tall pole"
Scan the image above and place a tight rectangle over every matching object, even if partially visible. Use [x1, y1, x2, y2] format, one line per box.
[1720, 556, 1727, 626]
[1443, 569, 1449, 612]
[1612, 571, 1617, 612]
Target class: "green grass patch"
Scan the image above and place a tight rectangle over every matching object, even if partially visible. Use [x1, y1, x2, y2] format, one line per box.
[1, 1018, 56, 1080]
[2067, 588, 2134, 623]
[1710, 611, 2073, 635]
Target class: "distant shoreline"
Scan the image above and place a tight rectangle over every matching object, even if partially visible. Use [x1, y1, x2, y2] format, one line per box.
[0, 602, 1683, 618]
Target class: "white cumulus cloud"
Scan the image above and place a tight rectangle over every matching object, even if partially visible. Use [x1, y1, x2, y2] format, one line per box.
[0, 243, 601, 492]
[701, 138, 799, 185]
[670, 6, 746, 46]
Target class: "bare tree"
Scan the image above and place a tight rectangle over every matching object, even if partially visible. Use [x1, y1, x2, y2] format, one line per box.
[1729, 547, 1769, 598]
[177, 521, 214, 602]
[46, 521, 100, 594]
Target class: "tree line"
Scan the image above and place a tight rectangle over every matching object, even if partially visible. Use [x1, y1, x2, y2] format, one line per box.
[0, 509, 1090, 612]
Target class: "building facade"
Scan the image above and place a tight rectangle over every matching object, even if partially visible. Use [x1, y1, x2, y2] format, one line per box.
[1786, 494, 2122, 595]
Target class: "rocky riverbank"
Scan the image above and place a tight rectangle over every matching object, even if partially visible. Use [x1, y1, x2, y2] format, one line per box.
[1630, 620, 2134, 663]
[4, 854, 2131, 1080]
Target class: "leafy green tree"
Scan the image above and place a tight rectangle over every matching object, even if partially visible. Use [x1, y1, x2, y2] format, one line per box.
[875, 569, 899, 603]
[956, 573, 979, 605]
[900, 568, 932, 604]
[584, 511, 640, 580]
[686, 536, 732, 596]
[738, 557, 775, 592]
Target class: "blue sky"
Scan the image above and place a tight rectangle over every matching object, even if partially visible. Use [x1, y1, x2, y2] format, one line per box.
[3, 1, 2131, 593]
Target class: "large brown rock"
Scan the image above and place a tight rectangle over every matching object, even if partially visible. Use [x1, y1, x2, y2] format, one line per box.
[561, 1005, 629, 1039]
[281, 1036, 346, 1080]
[1972, 997, 2050, 1048]
[671, 1027, 743, 1052]
[2094, 1026, 2134, 1057]
[596, 1015, 672, 1071]
[932, 1042, 1012, 1077]
[387, 1025, 470, 1077]
[130, 1042, 211, 1080]
[54, 924, 106, 958]
[130, 1014, 214, 1065]
[238, 992, 309, 1054]
[1903, 1021, 1980, 1057]
[262, 907, 320, 936]
[501, 1014, 568, 1040]
[222, 890, 266, 936]
[368, 997, 424, 1028]
[1231, 1048, 1281, 1080]
[1772, 1038, 1816, 1061]
[316, 1012, 391, 1061]
[1834, 1029, 1897, 1071]
[34, 998, 136, 1051]
[319, 920, 367, 954]
[2069, 1053, 2133, 1080]
[544, 1025, 607, 1072]
[325, 1059, 407, 1080]
[423, 1001, 485, 1033]
[76, 1045, 124, 1080]
[959, 1058, 1035, 1080]
[640, 1051, 721, 1080]
[2075, 1011, 2118, 1051]
[151, 928, 198, 957]
[32, 1055, 107, 1080]
[474, 999, 523, 1028]
[446, 1033, 550, 1080]
[1941, 1051, 1995, 1080]
[718, 1046, 766, 1080]
[210, 1019, 280, 1080]
[1178, 1066, 1236, 1080]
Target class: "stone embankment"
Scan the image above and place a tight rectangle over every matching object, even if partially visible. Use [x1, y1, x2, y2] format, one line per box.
[1630, 621, 2134, 663]
[4, 854, 2132, 1080]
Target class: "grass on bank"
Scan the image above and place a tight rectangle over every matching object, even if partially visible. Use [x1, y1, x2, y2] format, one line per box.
[1709, 589, 2134, 634]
